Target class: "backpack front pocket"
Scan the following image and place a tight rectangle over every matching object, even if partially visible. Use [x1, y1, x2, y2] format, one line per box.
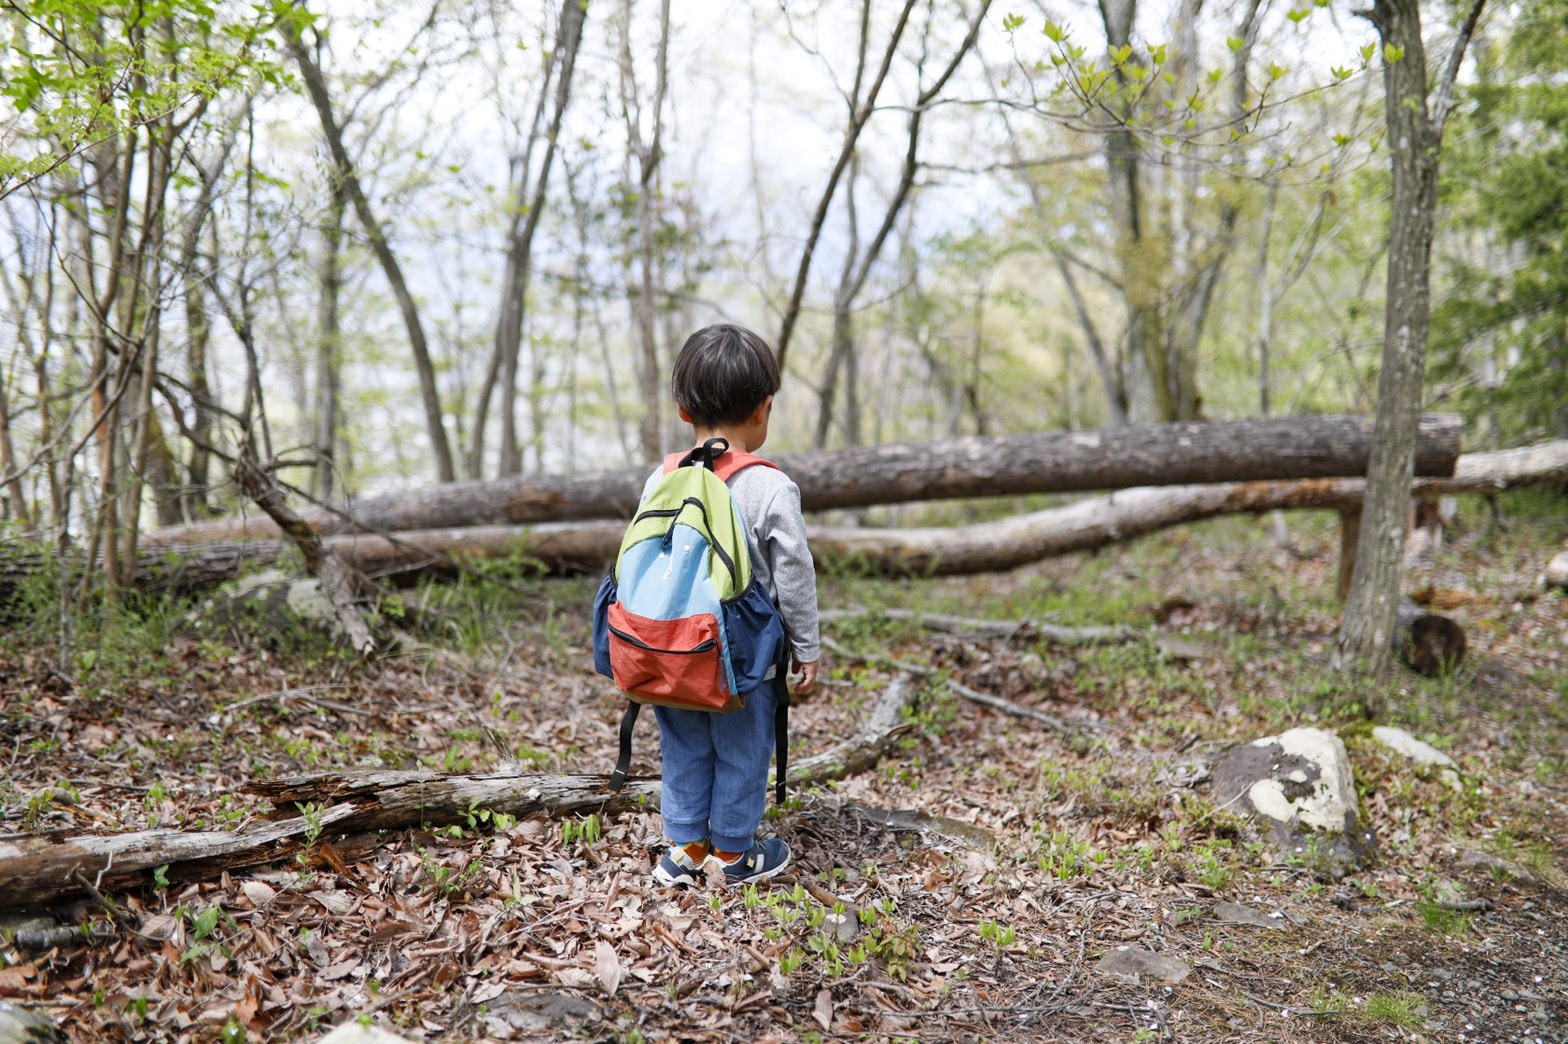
[605, 603, 737, 711]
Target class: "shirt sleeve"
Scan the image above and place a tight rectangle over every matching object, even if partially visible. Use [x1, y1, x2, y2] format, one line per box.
[758, 478, 820, 664]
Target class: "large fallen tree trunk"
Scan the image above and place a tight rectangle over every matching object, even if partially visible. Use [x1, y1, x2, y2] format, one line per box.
[0, 681, 912, 910]
[142, 414, 1462, 545]
[98, 440, 1568, 592]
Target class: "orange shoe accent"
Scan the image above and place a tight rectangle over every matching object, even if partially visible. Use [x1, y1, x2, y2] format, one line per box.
[681, 841, 710, 863]
[712, 848, 742, 864]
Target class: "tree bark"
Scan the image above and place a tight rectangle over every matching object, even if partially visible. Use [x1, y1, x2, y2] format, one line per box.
[0, 680, 912, 909]
[1335, 0, 1486, 675]
[141, 414, 1464, 545]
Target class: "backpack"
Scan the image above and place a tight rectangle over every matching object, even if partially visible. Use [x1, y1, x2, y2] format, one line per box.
[592, 437, 792, 802]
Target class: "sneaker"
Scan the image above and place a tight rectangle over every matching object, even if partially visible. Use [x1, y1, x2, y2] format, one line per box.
[709, 838, 791, 884]
[651, 845, 705, 887]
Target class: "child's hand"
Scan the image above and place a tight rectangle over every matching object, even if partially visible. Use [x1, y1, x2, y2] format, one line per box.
[792, 658, 818, 695]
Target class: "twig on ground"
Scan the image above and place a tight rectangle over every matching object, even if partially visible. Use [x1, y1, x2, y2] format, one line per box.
[819, 635, 1107, 733]
[822, 606, 1138, 645]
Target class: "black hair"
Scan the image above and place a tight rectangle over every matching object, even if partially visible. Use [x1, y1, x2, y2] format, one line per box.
[670, 323, 781, 427]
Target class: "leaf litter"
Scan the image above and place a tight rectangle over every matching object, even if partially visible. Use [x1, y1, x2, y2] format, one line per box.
[0, 506, 1566, 1040]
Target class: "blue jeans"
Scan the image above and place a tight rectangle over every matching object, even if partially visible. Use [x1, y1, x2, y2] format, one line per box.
[654, 682, 776, 853]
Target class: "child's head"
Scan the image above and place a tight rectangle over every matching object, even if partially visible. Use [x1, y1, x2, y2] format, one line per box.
[671, 323, 781, 428]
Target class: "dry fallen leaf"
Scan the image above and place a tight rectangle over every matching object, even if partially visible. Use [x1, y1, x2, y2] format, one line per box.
[594, 939, 622, 997]
[813, 988, 833, 1031]
[241, 880, 277, 908]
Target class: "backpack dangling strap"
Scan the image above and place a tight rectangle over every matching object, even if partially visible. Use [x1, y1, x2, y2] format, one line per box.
[608, 701, 642, 792]
[676, 437, 730, 471]
[773, 645, 791, 805]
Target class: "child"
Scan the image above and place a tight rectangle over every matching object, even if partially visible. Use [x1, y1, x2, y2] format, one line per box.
[646, 323, 819, 887]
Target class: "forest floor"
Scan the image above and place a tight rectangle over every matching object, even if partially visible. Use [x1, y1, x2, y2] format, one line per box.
[2, 493, 1567, 1043]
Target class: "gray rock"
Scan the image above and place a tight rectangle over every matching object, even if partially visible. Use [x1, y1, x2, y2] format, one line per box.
[1371, 726, 1463, 792]
[0, 1002, 62, 1044]
[485, 992, 604, 1035]
[315, 1023, 420, 1044]
[192, 568, 340, 646]
[1095, 947, 1192, 986]
[1211, 727, 1375, 876]
[1211, 902, 1288, 930]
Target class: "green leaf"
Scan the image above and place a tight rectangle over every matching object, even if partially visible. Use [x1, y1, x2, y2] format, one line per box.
[1226, 35, 1245, 52]
[1287, 8, 1309, 23]
[1207, 68, 1224, 85]
[1002, 12, 1026, 33]
[192, 906, 219, 942]
[1110, 44, 1132, 65]
[1360, 43, 1377, 62]
[1333, 133, 1352, 146]
[1149, 43, 1166, 65]
[1383, 44, 1405, 63]
[1268, 62, 1287, 80]
[1043, 20, 1065, 43]
[1332, 66, 1353, 80]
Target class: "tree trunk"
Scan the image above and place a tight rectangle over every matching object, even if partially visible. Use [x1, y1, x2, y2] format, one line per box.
[104, 441, 1568, 600]
[142, 414, 1463, 545]
[314, 174, 347, 504]
[0, 680, 912, 910]
[1335, 0, 1486, 675]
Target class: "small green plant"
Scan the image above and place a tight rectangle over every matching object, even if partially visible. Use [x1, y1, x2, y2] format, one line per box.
[295, 801, 325, 864]
[560, 813, 602, 847]
[1362, 991, 1425, 1029]
[979, 919, 1017, 949]
[461, 800, 516, 833]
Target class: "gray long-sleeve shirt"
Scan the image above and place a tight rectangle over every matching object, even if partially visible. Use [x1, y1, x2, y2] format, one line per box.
[640, 463, 820, 664]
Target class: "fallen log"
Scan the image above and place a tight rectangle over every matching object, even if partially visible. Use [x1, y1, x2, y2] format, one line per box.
[142, 414, 1461, 545]
[0, 680, 912, 910]
[7, 441, 1561, 602]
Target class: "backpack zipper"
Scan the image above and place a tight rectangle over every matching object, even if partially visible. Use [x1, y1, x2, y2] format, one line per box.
[608, 625, 718, 655]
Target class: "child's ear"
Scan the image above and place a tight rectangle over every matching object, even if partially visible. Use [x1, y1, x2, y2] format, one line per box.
[677, 406, 694, 424]
[750, 396, 774, 425]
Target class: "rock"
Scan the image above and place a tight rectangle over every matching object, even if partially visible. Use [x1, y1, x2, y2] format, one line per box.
[192, 568, 340, 648]
[483, 992, 603, 1036]
[315, 1021, 419, 1044]
[0, 1002, 62, 1044]
[1095, 947, 1191, 986]
[1210, 727, 1375, 876]
[1546, 548, 1567, 591]
[1370, 726, 1464, 792]
[1454, 848, 1538, 884]
[1210, 902, 1288, 930]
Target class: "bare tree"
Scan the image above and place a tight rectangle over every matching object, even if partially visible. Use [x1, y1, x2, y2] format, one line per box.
[471, 0, 590, 477]
[284, 12, 457, 483]
[774, 0, 919, 375]
[617, 0, 672, 463]
[815, 0, 993, 449]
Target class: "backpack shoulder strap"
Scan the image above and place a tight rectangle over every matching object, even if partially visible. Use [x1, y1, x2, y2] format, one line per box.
[713, 450, 778, 482]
